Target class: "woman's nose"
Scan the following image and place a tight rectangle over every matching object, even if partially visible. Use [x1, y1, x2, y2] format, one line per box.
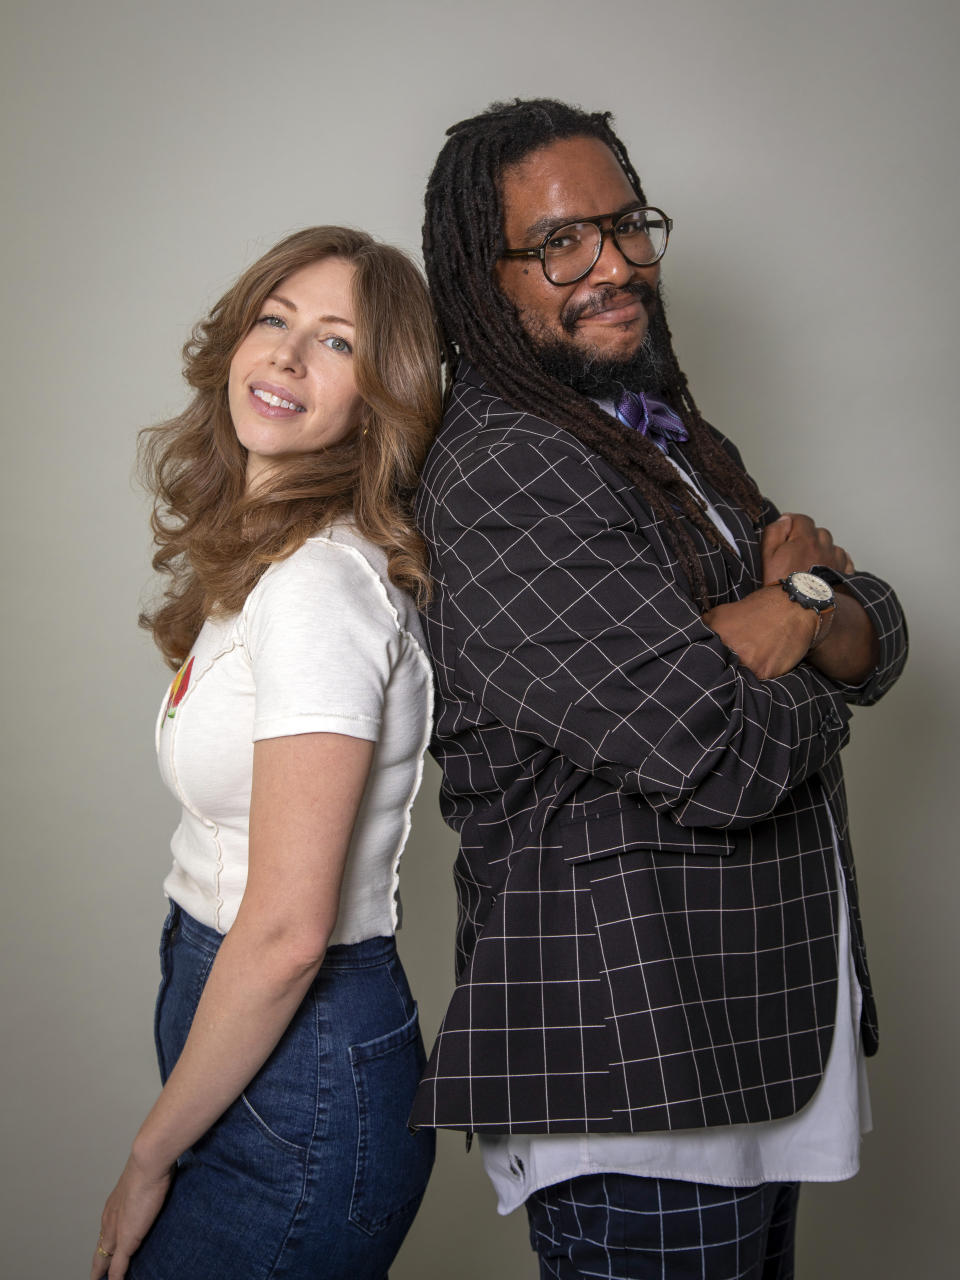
[270, 334, 305, 373]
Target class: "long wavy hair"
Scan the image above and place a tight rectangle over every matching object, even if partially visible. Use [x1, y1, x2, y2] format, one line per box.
[140, 226, 442, 669]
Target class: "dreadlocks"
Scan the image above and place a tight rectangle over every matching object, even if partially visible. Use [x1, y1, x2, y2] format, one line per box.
[423, 98, 763, 608]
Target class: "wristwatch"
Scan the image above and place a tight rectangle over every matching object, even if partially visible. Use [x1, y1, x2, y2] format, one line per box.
[778, 571, 836, 649]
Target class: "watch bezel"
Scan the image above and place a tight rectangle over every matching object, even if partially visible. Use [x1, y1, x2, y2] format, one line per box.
[779, 571, 836, 614]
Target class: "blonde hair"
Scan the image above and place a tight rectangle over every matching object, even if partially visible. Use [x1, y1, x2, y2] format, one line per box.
[139, 226, 442, 668]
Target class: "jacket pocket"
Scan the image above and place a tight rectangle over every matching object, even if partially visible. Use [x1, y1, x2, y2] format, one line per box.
[561, 802, 734, 863]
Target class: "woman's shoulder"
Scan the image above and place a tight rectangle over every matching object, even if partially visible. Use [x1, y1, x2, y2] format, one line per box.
[319, 522, 390, 580]
[323, 525, 426, 643]
[246, 524, 424, 642]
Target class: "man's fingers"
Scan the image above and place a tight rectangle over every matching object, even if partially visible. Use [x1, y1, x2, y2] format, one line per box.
[761, 515, 793, 553]
[783, 512, 817, 537]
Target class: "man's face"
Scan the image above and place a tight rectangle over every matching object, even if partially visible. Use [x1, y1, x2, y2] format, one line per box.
[495, 135, 667, 395]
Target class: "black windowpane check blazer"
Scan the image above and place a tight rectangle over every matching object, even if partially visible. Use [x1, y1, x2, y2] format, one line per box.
[411, 362, 907, 1135]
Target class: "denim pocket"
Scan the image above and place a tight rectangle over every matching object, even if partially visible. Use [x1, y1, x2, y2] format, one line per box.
[237, 987, 323, 1156]
[189, 983, 312, 1191]
[348, 1004, 434, 1235]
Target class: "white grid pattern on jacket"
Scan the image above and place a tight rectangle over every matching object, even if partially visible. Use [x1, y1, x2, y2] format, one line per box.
[411, 363, 907, 1135]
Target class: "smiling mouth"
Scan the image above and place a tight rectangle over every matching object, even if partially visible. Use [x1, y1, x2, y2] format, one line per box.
[583, 305, 643, 326]
[567, 283, 658, 329]
[252, 388, 306, 412]
[576, 296, 645, 324]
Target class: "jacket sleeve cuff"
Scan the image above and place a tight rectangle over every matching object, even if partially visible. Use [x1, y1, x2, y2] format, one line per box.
[811, 565, 909, 705]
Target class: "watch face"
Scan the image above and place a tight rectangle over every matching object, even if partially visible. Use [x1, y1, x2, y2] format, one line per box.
[791, 572, 833, 602]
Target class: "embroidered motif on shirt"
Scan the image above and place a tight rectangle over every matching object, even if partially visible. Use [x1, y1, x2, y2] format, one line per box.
[165, 656, 194, 719]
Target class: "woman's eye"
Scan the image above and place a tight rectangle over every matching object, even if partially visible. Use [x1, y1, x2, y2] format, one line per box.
[324, 335, 352, 354]
[257, 314, 286, 329]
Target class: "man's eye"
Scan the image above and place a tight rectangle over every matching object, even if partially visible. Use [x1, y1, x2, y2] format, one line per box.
[545, 228, 580, 253]
[618, 216, 651, 237]
[324, 335, 352, 354]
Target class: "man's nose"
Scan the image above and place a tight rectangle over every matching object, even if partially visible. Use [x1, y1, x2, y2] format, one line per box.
[587, 227, 651, 287]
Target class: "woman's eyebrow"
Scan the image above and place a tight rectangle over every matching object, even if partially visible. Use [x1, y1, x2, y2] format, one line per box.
[264, 294, 354, 327]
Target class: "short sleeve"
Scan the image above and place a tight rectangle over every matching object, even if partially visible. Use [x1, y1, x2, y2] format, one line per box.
[243, 538, 399, 744]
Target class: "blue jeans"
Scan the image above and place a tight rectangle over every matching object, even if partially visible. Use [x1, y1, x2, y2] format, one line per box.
[128, 905, 435, 1280]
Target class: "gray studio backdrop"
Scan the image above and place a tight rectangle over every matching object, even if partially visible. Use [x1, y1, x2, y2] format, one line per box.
[2, 1, 957, 1275]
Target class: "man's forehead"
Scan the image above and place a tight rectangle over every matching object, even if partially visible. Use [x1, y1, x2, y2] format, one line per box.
[500, 136, 639, 240]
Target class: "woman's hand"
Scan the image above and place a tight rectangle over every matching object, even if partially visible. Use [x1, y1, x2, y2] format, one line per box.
[91, 1152, 173, 1280]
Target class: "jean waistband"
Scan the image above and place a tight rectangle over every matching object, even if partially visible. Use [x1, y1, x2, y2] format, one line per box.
[165, 902, 398, 969]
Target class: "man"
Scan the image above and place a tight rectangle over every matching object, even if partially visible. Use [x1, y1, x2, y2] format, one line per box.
[412, 99, 906, 1278]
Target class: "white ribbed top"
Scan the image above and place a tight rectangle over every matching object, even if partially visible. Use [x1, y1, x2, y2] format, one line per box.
[156, 523, 433, 941]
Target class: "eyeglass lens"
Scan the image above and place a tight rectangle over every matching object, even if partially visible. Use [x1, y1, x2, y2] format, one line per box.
[544, 211, 668, 284]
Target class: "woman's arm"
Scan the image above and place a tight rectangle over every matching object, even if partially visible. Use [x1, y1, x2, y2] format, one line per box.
[93, 731, 375, 1280]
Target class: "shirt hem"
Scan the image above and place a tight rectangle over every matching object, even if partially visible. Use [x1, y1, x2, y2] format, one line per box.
[494, 1160, 862, 1215]
[252, 713, 382, 742]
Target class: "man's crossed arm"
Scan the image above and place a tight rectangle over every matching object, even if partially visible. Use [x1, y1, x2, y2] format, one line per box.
[702, 513, 880, 683]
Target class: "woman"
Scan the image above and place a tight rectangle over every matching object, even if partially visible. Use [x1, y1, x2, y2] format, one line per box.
[92, 227, 442, 1280]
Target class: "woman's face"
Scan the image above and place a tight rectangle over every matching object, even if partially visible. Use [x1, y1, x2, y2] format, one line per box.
[228, 257, 364, 489]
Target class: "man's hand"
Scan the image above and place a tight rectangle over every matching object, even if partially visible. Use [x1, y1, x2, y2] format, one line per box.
[703, 512, 880, 683]
[761, 513, 855, 585]
[703, 584, 818, 680]
[760, 513, 878, 681]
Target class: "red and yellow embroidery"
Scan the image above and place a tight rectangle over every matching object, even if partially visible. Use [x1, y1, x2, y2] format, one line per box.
[165, 656, 194, 719]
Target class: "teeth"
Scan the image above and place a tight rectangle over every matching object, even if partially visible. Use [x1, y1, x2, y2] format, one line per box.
[253, 388, 304, 411]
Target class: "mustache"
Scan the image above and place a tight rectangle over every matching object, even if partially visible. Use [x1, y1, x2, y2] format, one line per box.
[561, 280, 660, 332]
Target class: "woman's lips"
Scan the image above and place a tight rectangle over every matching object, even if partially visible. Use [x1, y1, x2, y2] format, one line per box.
[247, 384, 306, 418]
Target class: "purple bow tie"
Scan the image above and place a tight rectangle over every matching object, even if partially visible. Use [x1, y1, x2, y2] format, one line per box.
[615, 390, 688, 453]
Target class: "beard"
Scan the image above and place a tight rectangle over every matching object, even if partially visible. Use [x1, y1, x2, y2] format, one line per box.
[520, 281, 674, 400]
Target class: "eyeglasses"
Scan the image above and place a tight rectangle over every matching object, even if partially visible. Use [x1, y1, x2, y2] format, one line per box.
[501, 205, 672, 286]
